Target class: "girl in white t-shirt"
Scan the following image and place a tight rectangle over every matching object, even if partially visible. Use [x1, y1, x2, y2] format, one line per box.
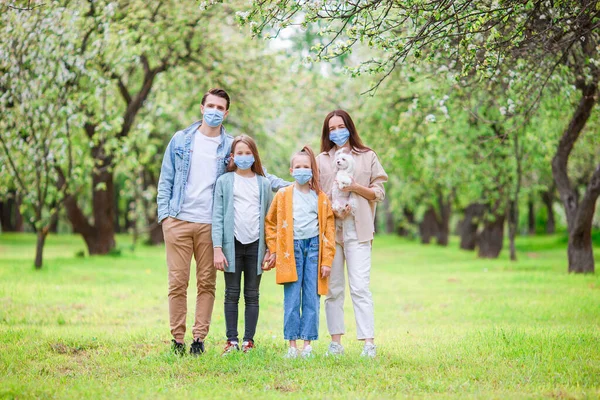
[212, 135, 274, 354]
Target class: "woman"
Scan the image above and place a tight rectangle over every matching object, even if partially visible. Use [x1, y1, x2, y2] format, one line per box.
[316, 110, 388, 358]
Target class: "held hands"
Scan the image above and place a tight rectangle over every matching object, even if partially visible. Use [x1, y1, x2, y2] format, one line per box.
[214, 247, 228, 271]
[321, 265, 331, 278]
[262, 250, 276, 271]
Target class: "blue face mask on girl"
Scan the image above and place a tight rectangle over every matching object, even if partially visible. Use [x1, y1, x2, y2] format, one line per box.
[329, 128, 350, 147]
[234, 154, 255, 170]
[203, 107, 225, 127]
[292, 168, 313, 185]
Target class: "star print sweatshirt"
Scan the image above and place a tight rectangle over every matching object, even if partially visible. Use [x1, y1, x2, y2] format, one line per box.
[265, 185, 336, 295]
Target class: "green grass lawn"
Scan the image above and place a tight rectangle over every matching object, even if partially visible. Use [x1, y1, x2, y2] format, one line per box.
[1, 232, 599, 399]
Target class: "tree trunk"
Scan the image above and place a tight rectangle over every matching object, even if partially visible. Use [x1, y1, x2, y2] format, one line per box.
[551, 76, 599, 273]
[383, 196, 395, 234]
[541, 189, 556, 234]
[528, 196, 535, 235]
[419, 207, 438, 244]
[0, 191, 24, 232]
[436, 194, 451, 246]
[63, 138, 116, 255]
[47, 200, 59, 233]
[397, 208, 415, 237]
[568, 225, 596, 273]
[508, 199, 518, 261]
[34, 230, 48, 269]
[147, 221, 164, 245]
[123, 198, 131, 233]
[478, 211, 505, 259]
[89, 150, 117, 254]
[14, 193, 23, 232]
[458, 203, 485, 251]
[114, 182, 121, 234]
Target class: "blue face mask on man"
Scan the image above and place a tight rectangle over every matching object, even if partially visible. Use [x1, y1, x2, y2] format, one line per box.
[234, 154, 255, 170]
[329, 128, 350, 147]
[203, 107, 225, 127]
[292, 168, 313, 185]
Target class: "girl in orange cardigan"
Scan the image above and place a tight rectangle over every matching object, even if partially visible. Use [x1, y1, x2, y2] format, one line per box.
[265, 146, 336, 358]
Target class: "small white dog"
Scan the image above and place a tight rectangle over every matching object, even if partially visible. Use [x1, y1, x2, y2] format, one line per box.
[331, 149, 357, 216]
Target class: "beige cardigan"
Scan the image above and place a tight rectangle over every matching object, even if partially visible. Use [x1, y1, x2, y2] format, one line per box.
[316, 148, 388, 243]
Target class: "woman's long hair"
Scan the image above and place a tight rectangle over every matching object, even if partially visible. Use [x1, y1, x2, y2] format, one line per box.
[227, 135, 265, 176]
[320, 109, 371, 153]
[290, 145, 321, 194]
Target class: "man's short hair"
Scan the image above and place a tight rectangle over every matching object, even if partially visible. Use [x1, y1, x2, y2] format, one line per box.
[201, 88, 230, 110]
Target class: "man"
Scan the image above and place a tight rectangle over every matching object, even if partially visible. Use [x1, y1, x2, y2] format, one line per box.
[157, 88, 288, 355]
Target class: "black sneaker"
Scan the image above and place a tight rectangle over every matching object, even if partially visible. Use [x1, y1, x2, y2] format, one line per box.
[172, 339, 185, 356]
[190, 338, 205, 356]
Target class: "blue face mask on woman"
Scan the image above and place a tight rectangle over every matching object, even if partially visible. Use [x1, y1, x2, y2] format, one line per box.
[234, 154, 255, 170]
[292, 168, 313, 185]
[329, 128, 350, 147]
[203, 107, 225, 127]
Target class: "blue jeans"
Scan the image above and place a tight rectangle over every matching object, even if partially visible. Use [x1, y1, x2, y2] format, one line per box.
[283, 236, 320, 341]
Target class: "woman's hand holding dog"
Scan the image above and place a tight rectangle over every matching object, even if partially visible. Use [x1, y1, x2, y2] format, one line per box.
[339, 176, 359, 193]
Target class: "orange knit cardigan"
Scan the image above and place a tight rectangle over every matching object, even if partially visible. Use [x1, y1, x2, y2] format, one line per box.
[265, 185, 336, 295]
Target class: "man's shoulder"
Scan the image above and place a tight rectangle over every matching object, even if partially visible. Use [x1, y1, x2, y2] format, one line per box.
[170, 121, 199, 142]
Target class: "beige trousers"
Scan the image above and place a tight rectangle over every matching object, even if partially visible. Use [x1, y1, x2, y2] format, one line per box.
[163, 217, 216, 342]
[325, 218, 374, 340]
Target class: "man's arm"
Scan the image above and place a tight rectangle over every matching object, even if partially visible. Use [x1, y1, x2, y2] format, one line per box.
[263, 167, 292, 193]
[156, 137, 176, 223]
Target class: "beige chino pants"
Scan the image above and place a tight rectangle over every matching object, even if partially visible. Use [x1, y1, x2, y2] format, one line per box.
[163, 217, 216, 342]
[325, 218, 375, 340]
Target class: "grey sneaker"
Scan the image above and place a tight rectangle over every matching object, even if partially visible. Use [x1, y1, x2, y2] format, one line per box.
[284, 347, 298, 359]
[301, 345, 313, 359]
[361, 343, 376, 358]
[325, 341, 344, 356]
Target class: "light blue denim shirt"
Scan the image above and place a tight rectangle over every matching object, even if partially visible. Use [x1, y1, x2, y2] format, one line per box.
[157, 121, 290, 223]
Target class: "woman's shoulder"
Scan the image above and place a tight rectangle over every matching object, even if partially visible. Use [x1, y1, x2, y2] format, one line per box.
[316, 151, 330, 161]
[354, 147, 377, 157]
[355, 148, 382, 164]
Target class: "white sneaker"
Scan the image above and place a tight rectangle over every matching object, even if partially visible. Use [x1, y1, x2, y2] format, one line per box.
[284, 347, 298, 359]
[325, 341, 344, 356]
[361, 343, 376, 358]
[301, 345, 313, 358]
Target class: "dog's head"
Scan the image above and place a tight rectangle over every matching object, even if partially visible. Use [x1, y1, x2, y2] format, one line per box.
[334, 149, 355, 173]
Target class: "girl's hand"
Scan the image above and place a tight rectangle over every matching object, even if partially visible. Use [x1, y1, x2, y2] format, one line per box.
[321, 266, 331, 278]
[267, 252, 277, 270]
[214, 247, 228, 271]
[262, 250, 272, 270]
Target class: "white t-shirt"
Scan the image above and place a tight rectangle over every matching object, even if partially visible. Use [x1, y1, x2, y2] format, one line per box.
[293, 187, 319, 240]
[177, 131, 222, 223]
[233, 173, 260, 244]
